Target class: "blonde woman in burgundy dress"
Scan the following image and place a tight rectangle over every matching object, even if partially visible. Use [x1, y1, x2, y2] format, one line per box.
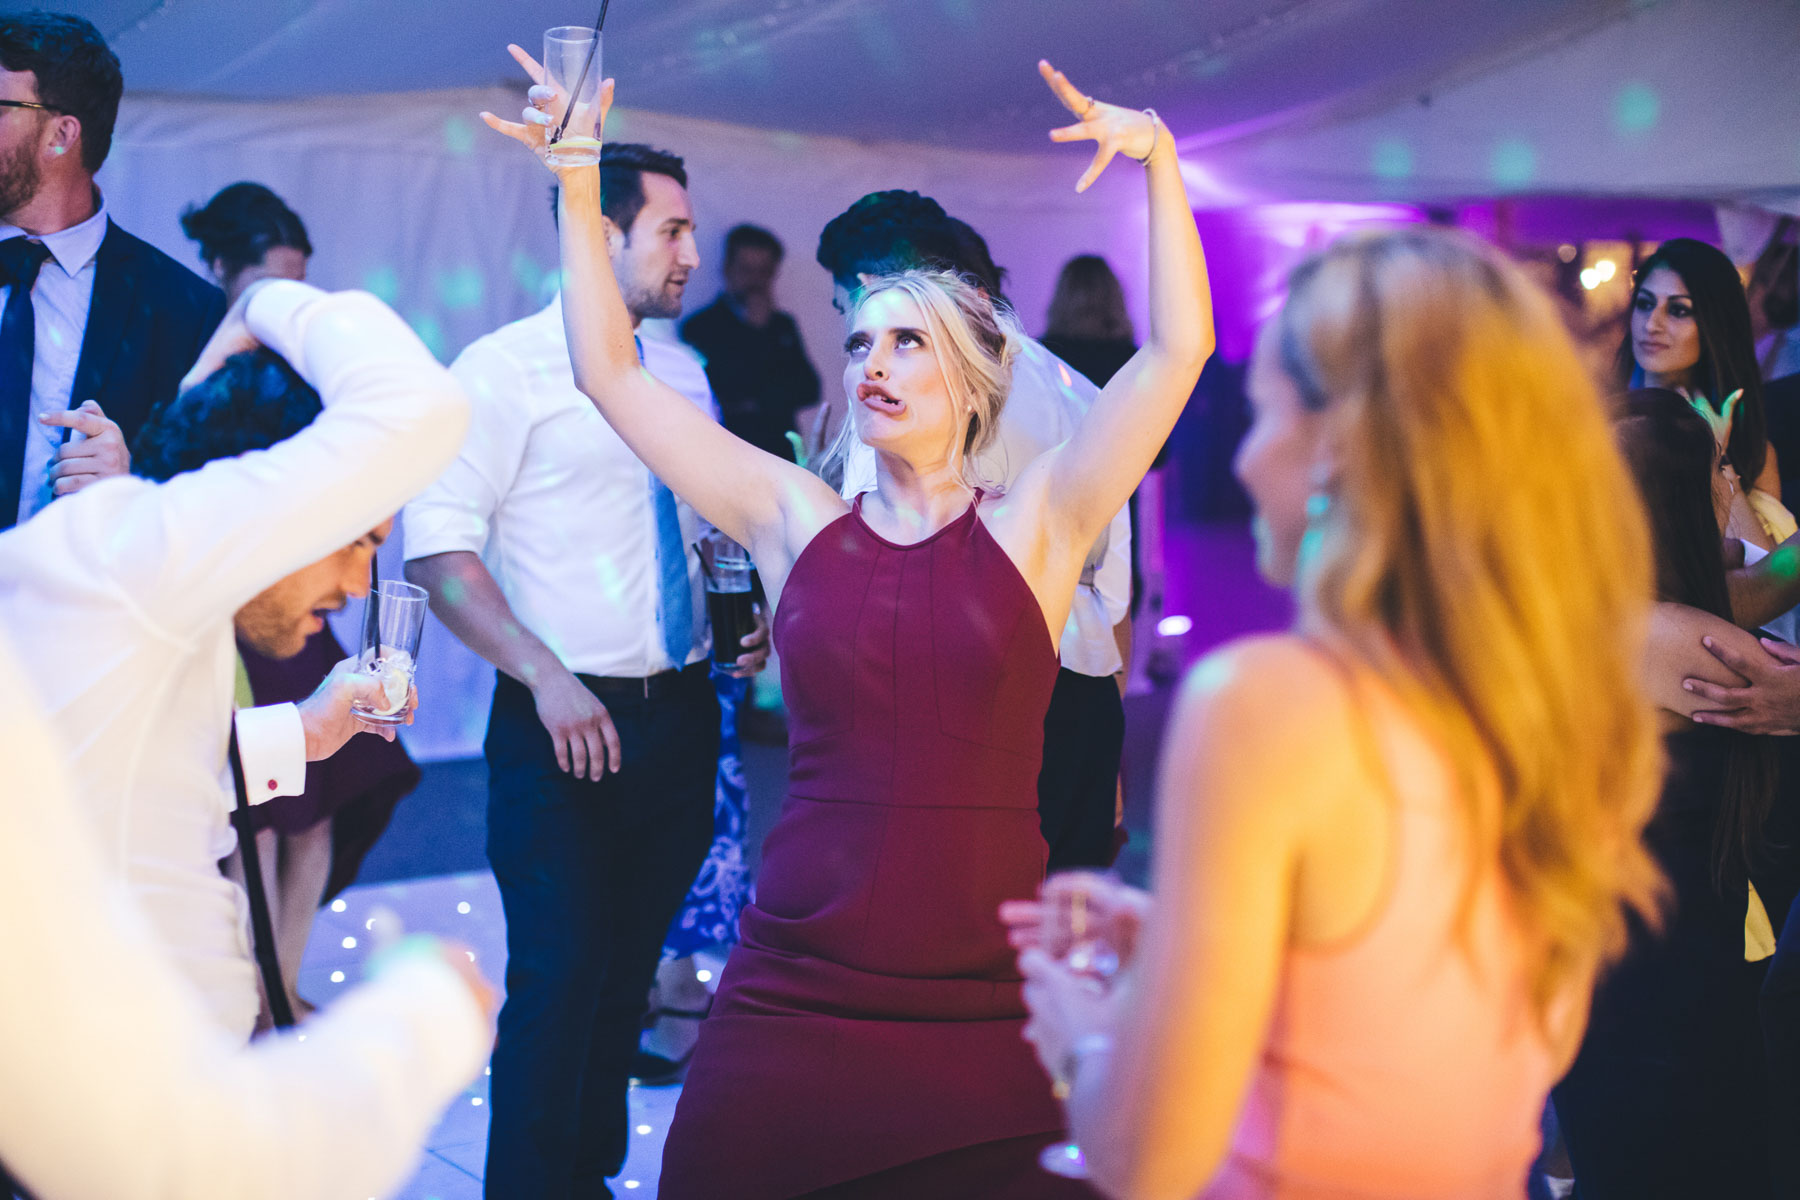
[485, 53, 1211, 1198]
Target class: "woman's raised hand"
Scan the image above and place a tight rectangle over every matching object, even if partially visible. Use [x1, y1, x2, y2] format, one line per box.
[1039, 59, 1163, 193]
[479, 44, 614, 175]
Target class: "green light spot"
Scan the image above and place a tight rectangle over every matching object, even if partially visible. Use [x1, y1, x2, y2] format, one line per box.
[510, 252, 538, 290]
[443, 115, 477, 156]
[441, 578, 468, 606]
[1371, 138, 1413, 180]
[407, 312, 449, 361]
[1772, 546, 1800, 582]
[1614, 83, 1659, 135]
[437, 266, 484, 311]
[1489, 139, 1536, 190]
[363, 266, 401, 305]
[1188, 652, 1235, 695]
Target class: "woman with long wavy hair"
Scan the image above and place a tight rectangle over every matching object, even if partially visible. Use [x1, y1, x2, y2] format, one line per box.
[1550, 388, 1780, 1198]
[1009, 227, 1664, 1198]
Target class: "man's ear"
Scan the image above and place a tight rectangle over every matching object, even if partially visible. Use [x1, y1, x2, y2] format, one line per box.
[601, 214, 625, 255]
[46, 113, 79, 162]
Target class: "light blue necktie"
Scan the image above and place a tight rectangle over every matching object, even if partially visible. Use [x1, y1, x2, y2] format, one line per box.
[639, 335, 694, 668]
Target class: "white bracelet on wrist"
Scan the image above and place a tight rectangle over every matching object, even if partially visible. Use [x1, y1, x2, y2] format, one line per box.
[1132, 109, 1162, 164]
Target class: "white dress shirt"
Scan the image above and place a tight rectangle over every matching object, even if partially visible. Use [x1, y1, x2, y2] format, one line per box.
[0, 631, 490, 1200]
[0, 197, 108, 525]
[0, 280, 471, 1040]
[404, 296, 716, 678]
[841, 336, 1132, 676]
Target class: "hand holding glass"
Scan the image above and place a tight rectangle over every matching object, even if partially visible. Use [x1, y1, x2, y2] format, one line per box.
[1038, 874, 1123, 1181]
[354, 581, 428, 727]
[700, 529, 756, 667]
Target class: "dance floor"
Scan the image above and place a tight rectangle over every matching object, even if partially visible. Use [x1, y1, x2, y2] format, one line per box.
[298, 871, 697, 1198]
[308, 518, 1287, 1198]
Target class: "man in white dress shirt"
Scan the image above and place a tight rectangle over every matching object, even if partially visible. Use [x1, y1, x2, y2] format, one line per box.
[0, 278, 471, 1043]
[820, 191, 1134, 870]
[407, 143, 762, 1200]
[0, 628, 493, 1200]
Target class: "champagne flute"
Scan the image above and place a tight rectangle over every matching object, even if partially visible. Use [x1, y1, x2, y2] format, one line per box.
[1038, 876, 1121, 1180]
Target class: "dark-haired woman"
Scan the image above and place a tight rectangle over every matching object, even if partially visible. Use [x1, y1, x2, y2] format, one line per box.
[179, 183, 418, 1028]
[1551, 388, 1782, 1198]
[1621, 239, 1792, 547]
[180, 182, 313, 304]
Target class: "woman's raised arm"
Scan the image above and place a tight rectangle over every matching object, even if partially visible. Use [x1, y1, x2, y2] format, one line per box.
[1021, 62, 1214, 560]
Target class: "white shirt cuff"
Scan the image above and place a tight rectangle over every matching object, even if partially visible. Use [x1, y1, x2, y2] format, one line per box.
[233, 703, 307, 805]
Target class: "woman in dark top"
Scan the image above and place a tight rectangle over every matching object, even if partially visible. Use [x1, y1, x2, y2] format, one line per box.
[1041, 254, 1138, 390]
[1552, 388, 1780, 1198]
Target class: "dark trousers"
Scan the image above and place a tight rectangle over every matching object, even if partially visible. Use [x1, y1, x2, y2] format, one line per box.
[1766, 897, 1800, 1199]
[483, 667, 719, 1200]
[1554, 958, 1773, 1199]
[1037, 668, 1126, 872]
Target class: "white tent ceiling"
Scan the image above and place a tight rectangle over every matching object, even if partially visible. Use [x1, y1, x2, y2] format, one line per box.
[23, 1, 1629, 147]
[25, 0, 1799, 208]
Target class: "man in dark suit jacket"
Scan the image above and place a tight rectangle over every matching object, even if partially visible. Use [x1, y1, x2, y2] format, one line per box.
[0, 12, 223, 531]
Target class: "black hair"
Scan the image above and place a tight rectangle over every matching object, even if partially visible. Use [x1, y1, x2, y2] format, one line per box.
[179, 182, 312, 284]
[548, 142, 687, 237]
[725, 223, 782, 264]
[1045, 254, 1134, 341]
[132, 349, 321, 482]
[815, 190, 1007, 299]
[1615, 387, 1775, 886]
[1617, 238, 1768, 484]
[0, 12, 122, 173]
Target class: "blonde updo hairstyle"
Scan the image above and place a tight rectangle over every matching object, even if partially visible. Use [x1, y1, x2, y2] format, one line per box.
[1279, 226, 1664, 1046]
[822, 268, 1023, 493]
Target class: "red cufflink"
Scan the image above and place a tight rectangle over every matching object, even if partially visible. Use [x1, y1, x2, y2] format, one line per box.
[267, 780, 278, 791]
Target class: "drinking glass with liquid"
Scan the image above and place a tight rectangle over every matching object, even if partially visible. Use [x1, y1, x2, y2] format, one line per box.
[701, 529, 757, 668]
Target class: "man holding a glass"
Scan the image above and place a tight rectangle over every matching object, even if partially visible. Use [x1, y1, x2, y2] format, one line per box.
[0, 276, 494, 1171]
[406, 115, 768, 1194]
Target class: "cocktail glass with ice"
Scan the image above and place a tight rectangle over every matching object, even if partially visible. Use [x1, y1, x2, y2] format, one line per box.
[354, 580, 428, 726]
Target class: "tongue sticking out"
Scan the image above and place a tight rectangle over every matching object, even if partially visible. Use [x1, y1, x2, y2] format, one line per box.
[858, 382, 903, 409]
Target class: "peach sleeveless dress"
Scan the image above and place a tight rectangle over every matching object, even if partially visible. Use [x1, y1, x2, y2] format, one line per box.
[1204, 679, 1559, 1199]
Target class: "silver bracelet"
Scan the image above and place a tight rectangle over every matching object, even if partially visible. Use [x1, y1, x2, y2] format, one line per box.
[1132, 108, 1162, 164]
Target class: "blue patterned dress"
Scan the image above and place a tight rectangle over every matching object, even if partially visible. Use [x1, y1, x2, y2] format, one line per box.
[662, 671, 752, 957]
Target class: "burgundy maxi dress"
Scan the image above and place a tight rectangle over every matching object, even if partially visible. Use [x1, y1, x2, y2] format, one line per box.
[659, 498, 1095, 1199]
